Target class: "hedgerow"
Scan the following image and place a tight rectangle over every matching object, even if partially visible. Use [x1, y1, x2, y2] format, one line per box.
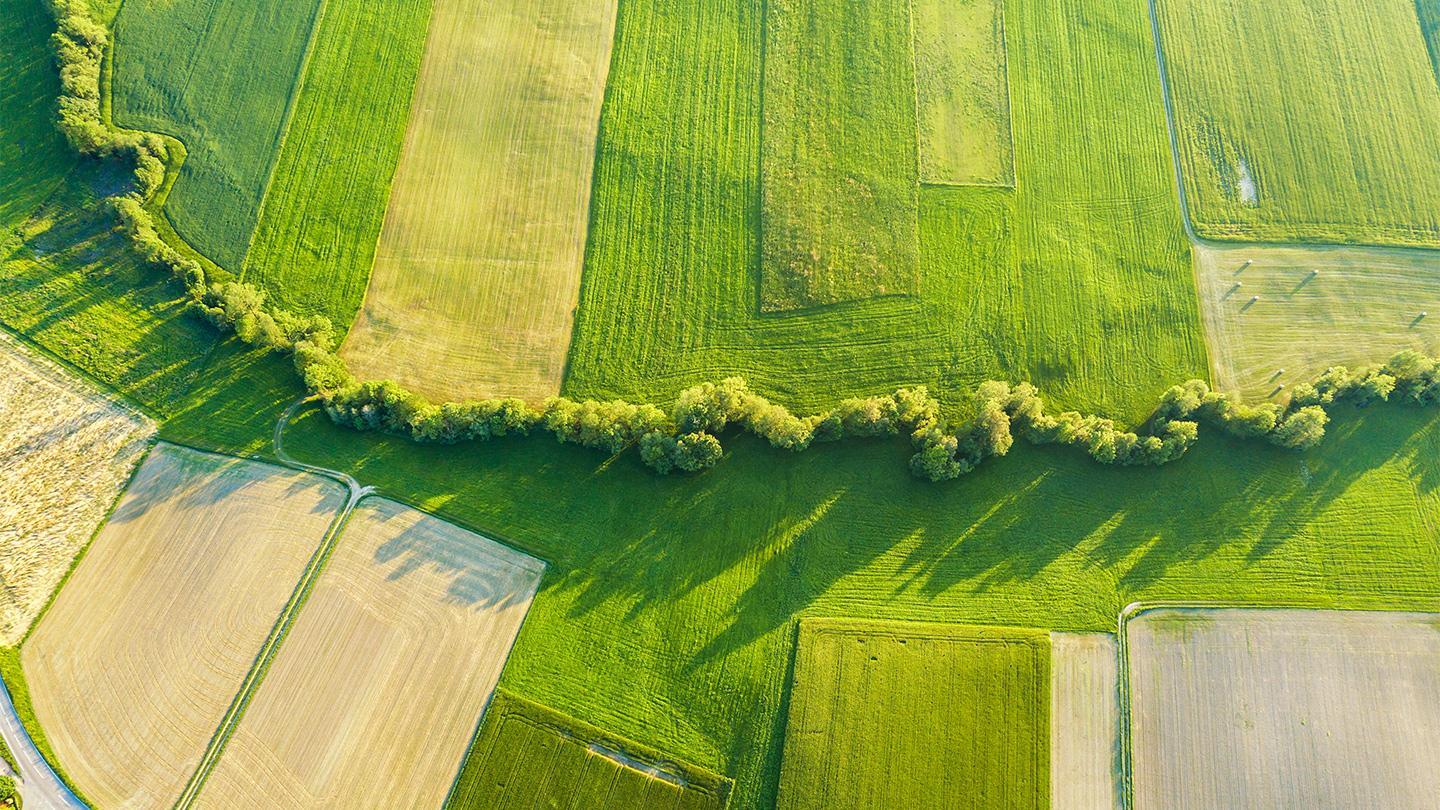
[40, 0, 1440, 480]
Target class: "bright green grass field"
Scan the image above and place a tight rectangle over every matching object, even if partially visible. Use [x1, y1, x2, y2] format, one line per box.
[273, 394, 1440, 808]
[110, 0, 323, 271]
[448, 691, 731, 809]
[564, 0, 1206, 422]
[914, 0, 1015, 186]
[1155, 0, 1440, 247]
[239, 0, 433, 325]
[776, 619, 1048, 810]
[0, 0, 75, 229]
[760, 0, 919, 310]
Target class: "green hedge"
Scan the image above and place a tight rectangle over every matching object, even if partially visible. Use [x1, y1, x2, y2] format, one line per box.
[41, 0, 1440, 480]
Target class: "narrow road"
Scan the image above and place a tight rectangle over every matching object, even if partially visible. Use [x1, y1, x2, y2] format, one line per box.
[0, 676, 85, 809]
[171, 400, 373, 810]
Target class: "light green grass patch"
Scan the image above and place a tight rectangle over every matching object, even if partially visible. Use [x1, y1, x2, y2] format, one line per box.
[447, 690, 731, 809]
[760, 0, 920, 310]
[239, 0, 432, 327]
[776, 619, 1048, 809]
[111, 0, 323, 270]
[1156, 0, 1440, 246]
[914, 0, 1014, 185]
[1194, 241, 1440, 400]
[0, 0, 77, 229]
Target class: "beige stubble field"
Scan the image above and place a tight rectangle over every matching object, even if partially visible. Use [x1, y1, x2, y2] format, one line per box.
[22, 444, 345, 808]
[1127, 607, 1440, 809]
[340, 0, 617, 403]
[195, 497, 544, 808]
[1049, 633, 1120, 810]
[0, 331, 154, 644]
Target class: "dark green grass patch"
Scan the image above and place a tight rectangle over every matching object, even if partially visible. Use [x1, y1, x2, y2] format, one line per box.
[447, 690, 731, 809]
[0, 163, 217, 415]
[240, 0, 433, 326]
[0, 0, 77, 229]
[776, 619, 1048, 809]
[1421, 0, 1440, 85]
[274, 393, 1440, 808]
[760, 0, 919, 310]
[1156, 0, 1440, 246]
[565, 0, 1205, 422]
[111, 0, 324, 270]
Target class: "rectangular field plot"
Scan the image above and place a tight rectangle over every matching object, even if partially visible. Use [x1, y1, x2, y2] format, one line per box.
[1194, 241, 1440, 399]
[1127, 608, 1440, 809]
[0, 331, 154, 644]
[760, 0, 920, 311]
[776, 619, 1048, 809]
[1155, 0, 1440, 247]
[195, 497, 544, 808]
[112, 0, 324, 270]
[340, 0, 617, 402]
[22, 443, 345, 808]
[914, 0, 1014, 185]
[448, 690, 731, 809]
[1050, 633, 1120, 810]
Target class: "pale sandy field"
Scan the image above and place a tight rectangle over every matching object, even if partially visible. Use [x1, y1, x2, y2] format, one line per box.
[1049, 633, 1119, 810]
[1194, 241, 1440, 400]
[195, 497, 544, 808]
[341, 0, 617, 402]
[0, 331, 154, 644]
[1127, 607, 1440, 809]
[22, 444, 345, 808]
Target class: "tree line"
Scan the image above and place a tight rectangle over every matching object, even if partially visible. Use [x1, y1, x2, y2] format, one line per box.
[43, 0, 1440, 481]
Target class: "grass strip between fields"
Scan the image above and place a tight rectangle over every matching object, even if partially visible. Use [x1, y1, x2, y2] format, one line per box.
[446, 690, 732, 809]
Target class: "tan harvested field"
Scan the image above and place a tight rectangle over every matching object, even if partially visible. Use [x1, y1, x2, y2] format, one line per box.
[1127, 608, 1440, 809]
[1195, 241, 1440, 400]
[0, 331, 154, 644]
[341, 0, 617, 403]
[22, 443, 345, 808]
[1049, 633, 1119, 810]
[913, 0, 1014, 185]
[195, 497, 545, 808]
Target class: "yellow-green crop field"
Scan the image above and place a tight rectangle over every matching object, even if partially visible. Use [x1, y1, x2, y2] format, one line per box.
[1155, 0, 1440, 247]
[776, 619, 1049, 809]
[340, 0, 617, 402]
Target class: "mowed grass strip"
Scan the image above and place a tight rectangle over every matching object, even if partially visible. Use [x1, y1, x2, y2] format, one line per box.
[22, 444, 345, 808]
[1194, 241, 1440, 400]
[0, 331, 153, 645]
[0, 0, 76, 228]
[110, 0, 324, 270]
[776, 619, 1049, 810]
[447, 690, 731, 810]
[1155, 0, 1440, 246]
[760, 0, 920, 310]
[195, 498, 544, 808]
[240, 0, 433, 326]
[1127, 608, 1440, 808]
[340, 0, 617, 402]
[913, 0, 1014, 185]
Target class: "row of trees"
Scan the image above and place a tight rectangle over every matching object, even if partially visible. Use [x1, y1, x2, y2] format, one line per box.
[42, 0, 1440, 481]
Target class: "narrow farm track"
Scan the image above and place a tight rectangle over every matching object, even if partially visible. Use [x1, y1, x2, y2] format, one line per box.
[170, 400, 373, 810]
[1146, 0, 1440, 396]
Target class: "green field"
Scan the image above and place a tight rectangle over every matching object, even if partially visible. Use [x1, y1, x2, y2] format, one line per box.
[239, 0, 432, 325]
[1155, 0, 1440, 247]
[1422, 0, 1440, 82]
[565, 0, 1205, 422]
[776, 619, 1048, 809]
[0, 0, 75, 229]
[448, 691, 731, 809]
[914, 0, 1015, 185]
[111, 0, 323, 271]
[760, 0, 919, 310]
